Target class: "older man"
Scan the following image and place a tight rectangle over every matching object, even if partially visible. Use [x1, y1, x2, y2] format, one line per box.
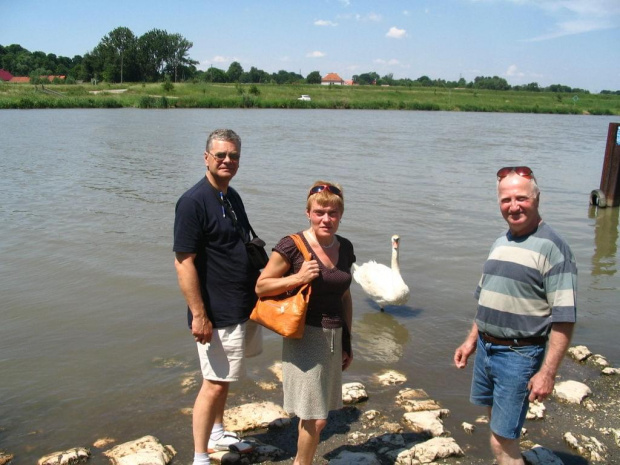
[174, 129, 259, 465]
[454, 166, 577, 465]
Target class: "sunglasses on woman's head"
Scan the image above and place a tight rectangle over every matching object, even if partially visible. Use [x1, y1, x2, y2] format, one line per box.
[308, 185, 342, 198]
[496, 166, 534, 180]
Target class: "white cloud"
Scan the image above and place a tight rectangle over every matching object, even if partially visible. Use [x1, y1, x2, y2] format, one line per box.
[212, 56, 229, 63]
[374, 58, 402, 66]
[506, 0, 620, 41]
[386, 27, 407, 39]
[314, 19, 338, 27]
[403, 10, 411, 16]
[525, 19, 616, 41]
[506, 64, 525, 77]
[306, 51, 326, 58]
[355, 12, 382, 22]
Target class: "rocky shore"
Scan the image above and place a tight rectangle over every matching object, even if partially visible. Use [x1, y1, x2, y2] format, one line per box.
[3, 344, 618, 465]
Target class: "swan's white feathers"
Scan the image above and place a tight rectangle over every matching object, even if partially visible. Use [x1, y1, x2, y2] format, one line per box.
[352, 235, 410, 309]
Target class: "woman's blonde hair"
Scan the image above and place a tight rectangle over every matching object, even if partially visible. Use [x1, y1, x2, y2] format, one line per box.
[306, 180, 344, 213]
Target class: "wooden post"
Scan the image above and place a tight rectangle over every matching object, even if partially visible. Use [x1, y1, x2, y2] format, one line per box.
[591, 123, 620, 208]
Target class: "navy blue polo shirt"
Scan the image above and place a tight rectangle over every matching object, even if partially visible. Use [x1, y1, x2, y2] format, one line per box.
[173, 177, 259, 328]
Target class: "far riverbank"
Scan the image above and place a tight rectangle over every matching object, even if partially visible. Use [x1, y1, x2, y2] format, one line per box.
[1, 81, 619, 114]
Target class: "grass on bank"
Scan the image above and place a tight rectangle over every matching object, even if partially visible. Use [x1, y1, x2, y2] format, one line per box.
[1, 81, 619, 115]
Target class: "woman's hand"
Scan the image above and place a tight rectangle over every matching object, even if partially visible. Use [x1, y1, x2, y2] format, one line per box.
[297, 259, 320, 284]
[342, 349, 353, 371]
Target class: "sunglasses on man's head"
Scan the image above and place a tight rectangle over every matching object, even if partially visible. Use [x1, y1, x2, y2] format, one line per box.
[496, 166, 534, 180]
[308, 185, 342, 198]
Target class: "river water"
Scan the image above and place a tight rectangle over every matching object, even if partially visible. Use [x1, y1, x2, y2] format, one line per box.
[1, 109, 618, 463]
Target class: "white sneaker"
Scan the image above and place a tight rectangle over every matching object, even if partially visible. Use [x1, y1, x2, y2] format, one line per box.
[207, 431, 240, 453]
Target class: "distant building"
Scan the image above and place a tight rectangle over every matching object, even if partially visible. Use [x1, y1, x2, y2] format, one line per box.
[7, 75, 66, 84]
[0, 69, 14, 82]
[321, 73, 344, 86]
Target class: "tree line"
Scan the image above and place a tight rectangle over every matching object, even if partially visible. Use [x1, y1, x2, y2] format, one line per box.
[1, 26, 617, 94]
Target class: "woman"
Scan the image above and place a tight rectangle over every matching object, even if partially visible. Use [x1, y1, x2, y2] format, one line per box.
[255, 181, 355, 464]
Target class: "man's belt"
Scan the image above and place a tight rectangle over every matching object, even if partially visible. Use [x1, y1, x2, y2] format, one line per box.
[480, 332, 547, 347]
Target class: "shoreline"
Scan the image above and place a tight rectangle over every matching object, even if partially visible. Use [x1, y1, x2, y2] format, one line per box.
[1, 82, 618, 114]
[1, 344, 617, 464]
[244, 347, 618, 464]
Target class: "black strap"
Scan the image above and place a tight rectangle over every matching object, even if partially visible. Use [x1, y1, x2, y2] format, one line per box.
[220, 193, 253, 242]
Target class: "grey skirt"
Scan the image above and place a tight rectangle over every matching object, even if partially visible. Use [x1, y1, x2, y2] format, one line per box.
[282, 325, 343, 420]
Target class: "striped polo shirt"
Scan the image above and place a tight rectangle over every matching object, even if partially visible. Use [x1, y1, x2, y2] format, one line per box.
[474, 222, 577, 339]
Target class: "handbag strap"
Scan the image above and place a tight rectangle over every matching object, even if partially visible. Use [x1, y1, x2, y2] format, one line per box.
[289, 234, 312, 261]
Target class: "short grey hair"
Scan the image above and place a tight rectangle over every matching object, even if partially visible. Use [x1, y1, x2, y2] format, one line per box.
[206, 129, 241, 152]
[497, 172, 540, 200]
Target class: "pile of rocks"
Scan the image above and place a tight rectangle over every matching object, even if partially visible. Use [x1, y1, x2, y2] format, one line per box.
[7, 344, 619, 464]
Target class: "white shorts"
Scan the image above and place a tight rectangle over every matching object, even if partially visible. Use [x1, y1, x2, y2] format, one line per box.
[197, 323, 246, 382]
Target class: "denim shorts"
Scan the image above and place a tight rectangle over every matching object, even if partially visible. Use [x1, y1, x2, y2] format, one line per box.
[470, 334, 545, 439]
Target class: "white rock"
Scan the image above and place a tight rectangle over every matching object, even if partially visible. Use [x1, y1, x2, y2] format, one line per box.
[590, 354, 609, 367]
[399, 399, 442, 412]
[462, 422, 475, 434]
[395, 437, 463, 464]
[475, 415, 489, 424]
[342, 382, 369, 404]
[563, 432, 608, 461]
[568, 345, 592, 362]
[364, 409, 381, 420]
[377, 370, 407, 385]
[269, 362, 283, 382]
[526, 401, 546, 420]
[395, 388, 429, 401]
[0, 452, 14, 465]
[522, 445, 564, 464]
[224, 401, 289, 432]
[553, 380, 591, 404]
[402, 410, 448, 437]
[601, 367, 620, 375]
[38, 448, 90, 465]
[329, 451, 381, 464]
[104, 436, 175, 465]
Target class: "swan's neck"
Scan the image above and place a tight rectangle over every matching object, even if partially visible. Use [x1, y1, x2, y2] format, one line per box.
[391, 246, 400, 273]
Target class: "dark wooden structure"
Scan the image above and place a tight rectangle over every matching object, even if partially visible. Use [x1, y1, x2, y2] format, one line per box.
[591, 123, 620, 208]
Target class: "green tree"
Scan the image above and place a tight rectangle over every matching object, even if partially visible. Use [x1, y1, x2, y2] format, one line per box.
[167, 33, 197, 82]
[306, 71, 322, 84]
[102, 27, 136, 83]
[203, 66, 227, 83]
[226, 61, 243, 82]
[356, 72, 379, 85]
[138, 28, 170, 81]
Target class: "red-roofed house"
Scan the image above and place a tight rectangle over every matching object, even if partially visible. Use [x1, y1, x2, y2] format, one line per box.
[9, 76, 30, 83]
[0, 69, 14, 81]
[321, 73, 344, 86]
[8, 75, 66, 84]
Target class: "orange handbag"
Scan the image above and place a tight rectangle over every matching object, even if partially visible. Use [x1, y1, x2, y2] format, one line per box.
[250, 234, 312, 339]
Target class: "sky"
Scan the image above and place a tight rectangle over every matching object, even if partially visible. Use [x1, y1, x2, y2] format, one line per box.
[1, 0, 619, 92]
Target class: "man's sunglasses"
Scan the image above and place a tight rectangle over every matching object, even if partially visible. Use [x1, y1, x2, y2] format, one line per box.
[208, 151, 240, 162]
[496, 166, 534, 180]
[308, 185, 343, 198]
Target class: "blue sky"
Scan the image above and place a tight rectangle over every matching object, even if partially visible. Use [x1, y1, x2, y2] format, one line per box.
[1, 0, 619, 92]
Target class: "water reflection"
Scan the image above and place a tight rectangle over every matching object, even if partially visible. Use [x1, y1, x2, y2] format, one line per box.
[354, 310, 410, 364]
[588, 206, 619, 279]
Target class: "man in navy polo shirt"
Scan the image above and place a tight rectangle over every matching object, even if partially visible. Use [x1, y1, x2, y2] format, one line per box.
[454, 166, 577, 465]
[174, 129, 259, 465]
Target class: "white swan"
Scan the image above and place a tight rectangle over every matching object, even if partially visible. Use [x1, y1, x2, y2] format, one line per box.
[352, 235, 410, 311]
